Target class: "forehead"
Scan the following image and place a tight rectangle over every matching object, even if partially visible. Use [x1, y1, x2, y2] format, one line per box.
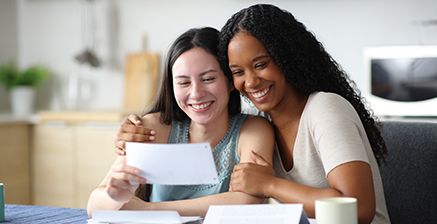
[228, 32, 268, 60]
[172, 47, 220, 76]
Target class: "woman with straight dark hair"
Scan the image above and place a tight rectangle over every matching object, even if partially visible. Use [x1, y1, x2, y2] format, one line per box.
[87, 27, 274, 218]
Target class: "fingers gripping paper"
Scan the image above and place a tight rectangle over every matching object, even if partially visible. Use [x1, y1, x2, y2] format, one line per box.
[126, 142, 219, 185]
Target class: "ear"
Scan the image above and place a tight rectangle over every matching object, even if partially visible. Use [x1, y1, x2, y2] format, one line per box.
[227, 79, 235, 91]
[230, 84, 235, 91]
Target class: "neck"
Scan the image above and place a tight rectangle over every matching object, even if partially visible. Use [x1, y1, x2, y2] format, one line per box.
[268, 90, 309, 132]
[188, 112, 232, 149]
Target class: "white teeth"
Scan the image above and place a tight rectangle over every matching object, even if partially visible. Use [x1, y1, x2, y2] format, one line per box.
[252, 87, 270, 98]
[192, 102, 212, 109]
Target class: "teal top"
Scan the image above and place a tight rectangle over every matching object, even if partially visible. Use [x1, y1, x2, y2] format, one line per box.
[149, 113, 248, 202]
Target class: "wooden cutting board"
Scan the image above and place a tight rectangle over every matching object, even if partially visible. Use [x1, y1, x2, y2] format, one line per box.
[123, 52, 160, 114]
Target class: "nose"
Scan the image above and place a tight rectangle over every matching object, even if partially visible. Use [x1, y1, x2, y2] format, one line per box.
[244, 70, 260, 89]
[190, 82, 206, 100]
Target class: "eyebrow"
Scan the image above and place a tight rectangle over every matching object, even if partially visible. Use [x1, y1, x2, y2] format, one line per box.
[229, 55, 269, 68]
[174, 69, 218, 79]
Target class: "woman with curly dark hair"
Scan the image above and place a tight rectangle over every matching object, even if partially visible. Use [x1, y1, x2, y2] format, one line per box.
[218, 4, 389, 224]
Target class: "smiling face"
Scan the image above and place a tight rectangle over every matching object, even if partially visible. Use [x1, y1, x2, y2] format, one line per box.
[227, 32, 292, 112]
[172, 47, 232, 125]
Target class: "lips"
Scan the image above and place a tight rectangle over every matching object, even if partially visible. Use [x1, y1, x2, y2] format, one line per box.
[190, 101, 213, 110]
[250, 85, 271, 99]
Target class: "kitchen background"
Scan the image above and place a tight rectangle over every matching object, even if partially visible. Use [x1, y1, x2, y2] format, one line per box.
[1, 0, 436, 114]
[1, 0, 437, 209]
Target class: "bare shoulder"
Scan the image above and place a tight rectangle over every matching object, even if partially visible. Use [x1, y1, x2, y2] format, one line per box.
[241, 115, 273, 133]
[142, 112, 171, 143]
[142, 112, 162, 127]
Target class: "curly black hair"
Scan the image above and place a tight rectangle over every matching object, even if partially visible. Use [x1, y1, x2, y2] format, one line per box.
[218, 4, 387, 165]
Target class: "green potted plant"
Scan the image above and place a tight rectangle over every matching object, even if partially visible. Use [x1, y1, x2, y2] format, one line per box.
[0, 62, 51, 115]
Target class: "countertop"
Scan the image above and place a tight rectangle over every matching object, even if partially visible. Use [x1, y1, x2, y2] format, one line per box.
[0, 113, 39, 125]
[37, 110, 127, 122]
[0, 110, 133, 125]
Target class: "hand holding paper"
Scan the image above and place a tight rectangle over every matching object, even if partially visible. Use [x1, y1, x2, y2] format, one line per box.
[126, 142, 219, 185]
[104, 161, 146, 203]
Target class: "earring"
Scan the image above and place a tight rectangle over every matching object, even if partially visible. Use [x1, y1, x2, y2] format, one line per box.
[240, 93, 255, 108]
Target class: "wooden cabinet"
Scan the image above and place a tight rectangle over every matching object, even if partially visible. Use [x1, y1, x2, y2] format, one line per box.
[76, 123, 120, 208]
[0, 122, 31, 205]
[31, 122, 75, 207]
[31, 112, 121, 209]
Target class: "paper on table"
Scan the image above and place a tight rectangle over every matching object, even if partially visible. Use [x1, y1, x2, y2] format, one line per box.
[203, 204, 310, 224]
[126, 142, 219, 185]
[89, 210, 202, 224]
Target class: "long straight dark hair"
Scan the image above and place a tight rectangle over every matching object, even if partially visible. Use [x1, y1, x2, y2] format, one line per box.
[135, 27, 241, 201]
[143, 27, 241, 124]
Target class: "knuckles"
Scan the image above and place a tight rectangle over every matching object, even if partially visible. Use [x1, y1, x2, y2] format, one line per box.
[115, 148, 125, 156]
[120, 172, 129, 180]
[107, 176, 117, 187]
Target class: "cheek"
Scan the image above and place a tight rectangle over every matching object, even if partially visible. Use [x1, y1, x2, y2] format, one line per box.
[212, 82, 232, 103]
[232, 76, 244, 92]
[266, 64, 285, 81]
[173, 87, 185, 106]
[213, 84, 228, 98]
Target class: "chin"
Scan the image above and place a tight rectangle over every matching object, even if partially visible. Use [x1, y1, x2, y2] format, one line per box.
[190, 116, 214, 125]
[253, 101, 275, 112]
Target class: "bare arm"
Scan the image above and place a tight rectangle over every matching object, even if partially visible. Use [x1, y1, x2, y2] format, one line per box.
[231, 156, 375, 224]
[230, 99, 377, 223]
[89, 113, 167, 217]
[237, 115, 274, 166]
[88, 161, 263, 218]
[121, 191, 261, 217]
[87, 156, 146, 217]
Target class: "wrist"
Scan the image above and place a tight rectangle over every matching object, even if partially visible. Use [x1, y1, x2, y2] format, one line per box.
[265, 176, 279, 199]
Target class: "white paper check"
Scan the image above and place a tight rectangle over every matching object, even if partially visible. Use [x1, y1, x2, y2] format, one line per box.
[126, 142, 219, 185]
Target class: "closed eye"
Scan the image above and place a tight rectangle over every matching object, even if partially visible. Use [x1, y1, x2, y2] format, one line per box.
[177, 81, 190, 86]
[231, 70, 244, 76]
[203, 77, 216, 82]
[255, 60, 269, 69]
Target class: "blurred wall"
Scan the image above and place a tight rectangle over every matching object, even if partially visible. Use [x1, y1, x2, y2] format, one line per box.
[0, 0, 18, 111]
[0, 0, 436, 112]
